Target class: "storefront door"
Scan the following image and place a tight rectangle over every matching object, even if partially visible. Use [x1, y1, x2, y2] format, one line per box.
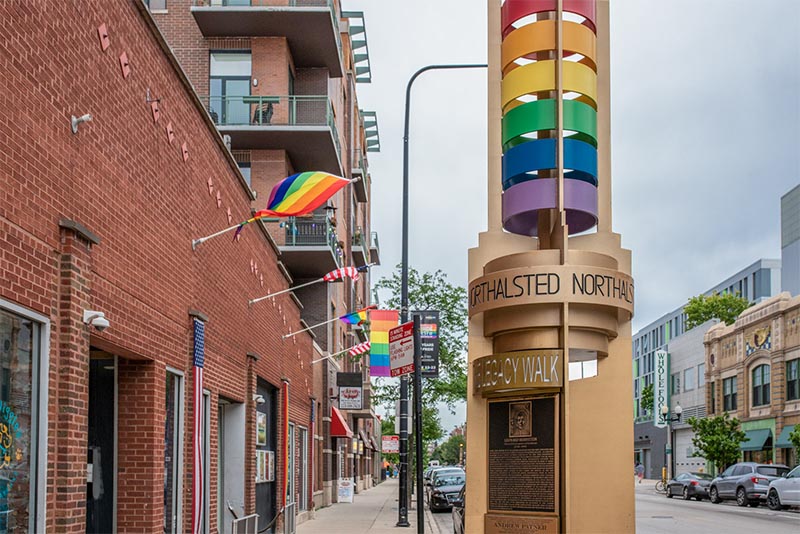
[255, 380, 277, 533]
[86, 355, 115, 533]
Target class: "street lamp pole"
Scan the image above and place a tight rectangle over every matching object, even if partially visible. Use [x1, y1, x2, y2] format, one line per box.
[660, 404, 683, 482]
[397, 63, 487, 531]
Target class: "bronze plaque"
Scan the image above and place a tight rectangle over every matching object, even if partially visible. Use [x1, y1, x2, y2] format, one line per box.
[485, 514, 559, 534]
[488, 397, 555, 513]
[473, 350, 563, 396]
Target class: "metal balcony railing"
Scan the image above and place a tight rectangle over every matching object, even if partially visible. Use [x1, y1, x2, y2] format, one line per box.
[284, 214, 343, 263]
[352, 148, 367, 174]
[200, 94, 341, 158]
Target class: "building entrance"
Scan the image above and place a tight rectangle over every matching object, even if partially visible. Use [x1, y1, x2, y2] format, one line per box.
[255, 379, 277, 533]
[86, 354, 115, 533]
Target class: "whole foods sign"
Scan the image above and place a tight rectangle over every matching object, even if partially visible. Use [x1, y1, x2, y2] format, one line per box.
[653, 350, 669, 429]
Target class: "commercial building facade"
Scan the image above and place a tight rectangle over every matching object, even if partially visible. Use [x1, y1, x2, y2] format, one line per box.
[705, 292, 800, 468]
[633, 259, 780, 478]
[0, 1, 380, 532]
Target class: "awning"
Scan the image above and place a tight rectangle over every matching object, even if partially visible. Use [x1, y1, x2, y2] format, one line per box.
[369, 436, 380, 451]
[358, 429, 371, 449]
[740, 428, 772, 451]
[331, 406, 353, 438]
[776, 425, 797, 448]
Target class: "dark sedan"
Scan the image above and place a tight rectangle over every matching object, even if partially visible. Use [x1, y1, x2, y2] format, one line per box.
[429, 472, 465, 512]
[666, 472, 713, 500]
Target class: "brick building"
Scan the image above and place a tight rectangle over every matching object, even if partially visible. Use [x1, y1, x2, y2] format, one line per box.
[0, 1, 380, 533]
[705, 292, 800, 469]
[147, 0, 384, 518]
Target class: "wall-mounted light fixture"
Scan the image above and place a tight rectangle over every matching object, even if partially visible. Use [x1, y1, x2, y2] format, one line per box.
[71, 114, 93, 134]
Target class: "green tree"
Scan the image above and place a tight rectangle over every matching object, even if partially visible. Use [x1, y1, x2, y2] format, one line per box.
[789, 424, 800, 460]
[371, 266, 468, 411]
[684, 292, 751, 330]
[432, 433, 466, 466]
[687, 413, 747, 473]
[640, 383, 654, 415]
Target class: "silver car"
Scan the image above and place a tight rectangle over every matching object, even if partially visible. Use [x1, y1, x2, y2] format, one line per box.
[767, 465, 800, 510]
[709, 462, 790, 507]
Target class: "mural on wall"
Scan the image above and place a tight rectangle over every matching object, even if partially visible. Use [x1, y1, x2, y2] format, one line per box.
[746, 326, 771, 356]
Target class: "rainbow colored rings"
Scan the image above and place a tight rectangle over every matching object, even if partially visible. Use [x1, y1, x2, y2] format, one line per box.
[500, 0, 599, 237]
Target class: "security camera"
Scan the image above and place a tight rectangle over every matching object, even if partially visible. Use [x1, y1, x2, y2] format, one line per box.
[70, 113, 93, 134]
[253, 394, 265, 405]
[83, 310, 110, 332]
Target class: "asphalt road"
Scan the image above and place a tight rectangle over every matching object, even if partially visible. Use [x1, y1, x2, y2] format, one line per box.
[636, 484, 799, 533]
[427, 485, 800, 534]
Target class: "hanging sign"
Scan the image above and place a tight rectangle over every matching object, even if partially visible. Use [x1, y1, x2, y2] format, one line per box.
[337, 372, 363, 410]
[412, 310, 440, 378]
[653, 350, 669, 429]
[389, 321, 415, 377]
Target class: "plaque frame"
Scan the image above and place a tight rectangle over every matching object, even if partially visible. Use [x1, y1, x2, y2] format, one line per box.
[486, 394, 560, 525]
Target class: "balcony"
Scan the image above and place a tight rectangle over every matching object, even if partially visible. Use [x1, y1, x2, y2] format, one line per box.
[200, 94, 342, 174]
[369, 231, 380, 265]
[342, 11, 372, 83]
[280, 213, 343, 278]
[351, 149, 369, 202]
[361, 110, 380, 152]
[351, 227, 369, 267]
[191, 0, 343, 77]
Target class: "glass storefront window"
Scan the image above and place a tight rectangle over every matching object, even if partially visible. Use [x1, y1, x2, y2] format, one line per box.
[0, 308, 34, 531]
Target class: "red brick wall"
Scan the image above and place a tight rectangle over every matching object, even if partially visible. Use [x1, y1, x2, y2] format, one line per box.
[0, 1, 314, 532]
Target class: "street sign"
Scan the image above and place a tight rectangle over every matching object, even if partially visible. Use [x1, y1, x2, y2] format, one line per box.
[654, 350, 669, 429]
[382, 435, 400, 454]
[412, 310, 440, 378]
[337, 372, 363, 410]
[389, 321, 415, 377]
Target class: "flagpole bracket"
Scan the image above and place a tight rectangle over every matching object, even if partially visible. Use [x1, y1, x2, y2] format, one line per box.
[192, 238, 202, 251]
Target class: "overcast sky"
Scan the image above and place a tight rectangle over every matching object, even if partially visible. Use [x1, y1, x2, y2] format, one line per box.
[345, 0, 800, 430]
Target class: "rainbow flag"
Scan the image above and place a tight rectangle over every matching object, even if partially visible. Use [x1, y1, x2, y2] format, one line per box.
[233, 172, 350, 239]
[340, 305, 376, 326]
[369, 309, 398, 377]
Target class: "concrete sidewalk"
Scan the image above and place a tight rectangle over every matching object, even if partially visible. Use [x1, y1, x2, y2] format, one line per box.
[297, 478, 439, 534]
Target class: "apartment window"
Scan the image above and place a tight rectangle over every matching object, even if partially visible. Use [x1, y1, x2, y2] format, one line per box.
[698, 363, 705, 387]
[723, 376, 737, 411]
[671, 373, 681, 395]
[709, 381, 716, 414]
[787, 359, 800, 401]
[752, 365, 770, 407]
[146, 0, 167, 10]
[684, 367, 695, 392]
[209, 52, 252, 125]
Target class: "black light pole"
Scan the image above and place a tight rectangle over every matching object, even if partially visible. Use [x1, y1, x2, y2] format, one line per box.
[397, 63, 487, 531]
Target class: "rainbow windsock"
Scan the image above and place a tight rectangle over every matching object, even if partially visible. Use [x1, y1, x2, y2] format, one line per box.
[369, 309, 399, 377]
[233, 172, 350, 239]
[340, 305, 376, 326]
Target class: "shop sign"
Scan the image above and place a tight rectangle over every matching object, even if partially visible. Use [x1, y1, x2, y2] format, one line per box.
[473, 351, 563, 396]
[338, 479, 354, 503]
[653, 350, 669, 429]
[337, 372, 363, 410]
[412, 310, 440, 378]
[382, 435, 399, 454]
[389, 321, 415, 377]
[469, 265, 634, 317]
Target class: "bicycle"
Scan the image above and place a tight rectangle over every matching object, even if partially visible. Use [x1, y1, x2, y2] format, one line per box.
[654, 479, 667, 494]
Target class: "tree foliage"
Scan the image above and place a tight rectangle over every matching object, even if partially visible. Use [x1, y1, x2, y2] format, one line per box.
[640, 383, 654, 415]
[372, 266, 468, 411]
[684, 292, 751, 330]
[432, 433, 466, 466]
[790, 424, 800, 458]
[687, 413, 746, 473]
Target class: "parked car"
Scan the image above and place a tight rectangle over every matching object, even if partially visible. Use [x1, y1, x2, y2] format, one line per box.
[767, 465, 800, 510]
[666, 472, 713, 500]
[427, 467, 463, 494]
[709, 462, 790, 507]
[428, 471, 465, 512]
[451, 485, 465, 534]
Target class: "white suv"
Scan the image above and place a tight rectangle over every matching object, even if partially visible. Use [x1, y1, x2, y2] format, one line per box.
[767, 465, 800, 510]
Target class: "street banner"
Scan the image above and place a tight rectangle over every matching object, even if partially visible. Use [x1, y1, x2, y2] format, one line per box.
[389, 321, 415, 377]
[654, 350, 669, 428]
[337, 372, 363, 410]
[382, 435, 400, 454]
[412, 310, 440, 378]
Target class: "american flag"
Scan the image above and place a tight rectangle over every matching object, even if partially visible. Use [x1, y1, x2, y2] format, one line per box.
[322, 265, 369, 282]
[192, 319, 205, 534]
[349, 341, 371, 356]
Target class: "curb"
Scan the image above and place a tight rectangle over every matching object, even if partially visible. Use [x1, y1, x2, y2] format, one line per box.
[424, 505, 442, 534]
